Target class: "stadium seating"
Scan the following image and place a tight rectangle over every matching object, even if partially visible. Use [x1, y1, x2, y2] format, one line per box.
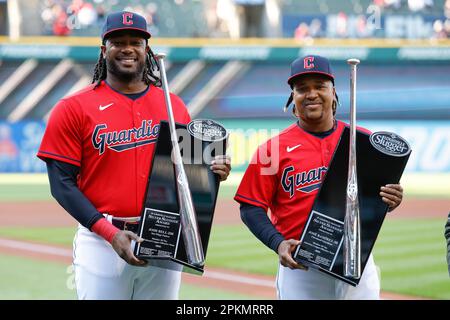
[0, 57, 449, 121]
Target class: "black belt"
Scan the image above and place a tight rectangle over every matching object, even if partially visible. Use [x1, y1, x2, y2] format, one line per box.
[111, 218, 140, 233]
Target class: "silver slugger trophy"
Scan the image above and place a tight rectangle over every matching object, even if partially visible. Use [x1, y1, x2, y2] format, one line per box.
[293, 57, 411, 285]
[156, 53, 205, 267]
[344, 58, 361, 279]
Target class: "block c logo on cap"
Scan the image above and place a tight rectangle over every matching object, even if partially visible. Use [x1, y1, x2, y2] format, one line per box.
[122, 12, 134, 25]
[304, 56, 315, 69]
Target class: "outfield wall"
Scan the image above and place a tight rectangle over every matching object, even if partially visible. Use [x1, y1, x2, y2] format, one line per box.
[0, 38, 448, 196]
[3, 119, 447, 174]
[1, 37, 450, 62]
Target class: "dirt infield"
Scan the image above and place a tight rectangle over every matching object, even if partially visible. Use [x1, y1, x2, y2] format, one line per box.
[0, 202, 76, 227]
[0, 197, 448, 227]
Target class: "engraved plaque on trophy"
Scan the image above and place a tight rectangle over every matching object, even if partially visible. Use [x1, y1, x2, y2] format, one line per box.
[137, 208, 181, 258]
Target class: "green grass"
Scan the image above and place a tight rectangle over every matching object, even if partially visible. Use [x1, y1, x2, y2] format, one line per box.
[0, 218, 449, 299]
[0, 253, 262, 300]
[0, 184, 52, 201]
[3, 177, 444, 203]
[0, 254, 76, 299]
[373, 218, 450, 299]
[180, 285, 260, 300]
[0, 177, 448, 202]
[206, 224, 278, 275]
[218, 184, 237, 200]
[1, 172, 449, 202]
[0, 227, 75, 246]
[0, 184, 236, 202]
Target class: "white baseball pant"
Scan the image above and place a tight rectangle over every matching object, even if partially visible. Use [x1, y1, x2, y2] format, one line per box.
[276, 254, 380, 300]
[73, 225, 181, 300]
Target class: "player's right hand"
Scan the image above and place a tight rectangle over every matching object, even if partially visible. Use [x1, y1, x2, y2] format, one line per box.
[277, 239, 308, 271]
[111, 231, 147, 267]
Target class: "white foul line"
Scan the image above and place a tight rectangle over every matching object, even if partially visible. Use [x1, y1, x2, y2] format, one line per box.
[0, 237, 274, 288]
[204, 270, 275, 288]
[0, 238, 72, 257]
[0, 238, 419, 299]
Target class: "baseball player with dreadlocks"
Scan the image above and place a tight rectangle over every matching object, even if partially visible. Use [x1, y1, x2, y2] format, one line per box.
[37, 11, 231, 300]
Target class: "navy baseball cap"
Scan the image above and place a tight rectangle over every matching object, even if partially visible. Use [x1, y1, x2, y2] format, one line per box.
[102, 11, 151, 43]
[285, 55, 337, 111]
[287, 55, 335, 87]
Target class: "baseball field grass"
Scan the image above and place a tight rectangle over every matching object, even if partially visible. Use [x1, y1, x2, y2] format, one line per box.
[0, 173, 449, 200]
[0, 217, 449, 299]
[0, 253, 258, 300]
[216, 218, 450, 299]
[0, 183, 237, 201]
[0, 184, 52, 201]
[0, 177, 449, 299]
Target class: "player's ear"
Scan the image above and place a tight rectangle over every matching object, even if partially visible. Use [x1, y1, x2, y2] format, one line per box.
[101, 45, 107, 59]
[332, 87, 338, 116]
[292, 104, 299, 117]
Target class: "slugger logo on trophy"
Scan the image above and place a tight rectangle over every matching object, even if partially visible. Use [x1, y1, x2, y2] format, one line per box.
[293, 59, 412, 285]
[133, 53, 228, 274]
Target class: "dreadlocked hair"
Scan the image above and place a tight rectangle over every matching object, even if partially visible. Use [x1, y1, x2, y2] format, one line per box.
[92, 53, 106, 88]
[143, 48, 162, 87]
[92, 46, 161, 88]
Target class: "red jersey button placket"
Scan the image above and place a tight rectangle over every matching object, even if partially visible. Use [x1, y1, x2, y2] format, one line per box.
[324, 142, 331, 165]
[132, 100, 142, 213]
[134, 100, 145, 154]
[320, 140, 328, 166]
[133, 100, 142, 126]
[134, 100, 147, 212]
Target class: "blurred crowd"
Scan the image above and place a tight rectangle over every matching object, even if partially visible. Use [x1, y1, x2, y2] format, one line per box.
[376, 0, 450, 38]
[293, 0, 450, 39]
[40, 0, 159, 36]
[38, 0, 266, 38]
[373, 0, 434, 11]
[20, 0, 450, 39]
[435, 0, 450, 38]
[41, 0, 102, 36]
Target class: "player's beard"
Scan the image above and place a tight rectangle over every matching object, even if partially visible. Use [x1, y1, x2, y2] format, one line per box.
[106, 58, 146, 83]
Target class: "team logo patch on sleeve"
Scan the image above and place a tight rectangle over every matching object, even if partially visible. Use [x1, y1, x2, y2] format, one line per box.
[281, 165, 327, 198]
[92, 120, 160, 155]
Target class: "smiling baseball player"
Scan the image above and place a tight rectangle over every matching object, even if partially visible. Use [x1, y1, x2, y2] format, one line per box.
[37, 11, 231, 300]
[234, 55, 403, 300]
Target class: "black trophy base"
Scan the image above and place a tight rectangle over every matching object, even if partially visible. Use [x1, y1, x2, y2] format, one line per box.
[293, 127, 410, 286]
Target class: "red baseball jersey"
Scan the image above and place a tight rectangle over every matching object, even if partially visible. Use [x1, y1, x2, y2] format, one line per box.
[234, 120, 370, 241]
[37, 81, 190, 218]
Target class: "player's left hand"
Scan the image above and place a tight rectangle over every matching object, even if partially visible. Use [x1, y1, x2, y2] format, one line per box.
[277, 239, 308, 271]
[210, 155, 231, 182]
[380, 184, 403, 212]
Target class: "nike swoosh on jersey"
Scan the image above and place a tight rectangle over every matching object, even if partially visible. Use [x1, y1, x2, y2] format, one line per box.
[287, 144, 302, 152]
[99, 103, 114, 111]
